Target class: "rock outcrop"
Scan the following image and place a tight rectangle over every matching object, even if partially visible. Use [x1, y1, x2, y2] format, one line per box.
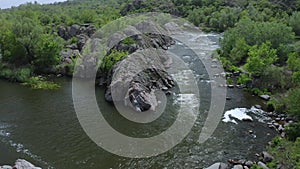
[0, 159, 41, 169]
[100, 21, 176, 112]
[57, 24, 96, 67]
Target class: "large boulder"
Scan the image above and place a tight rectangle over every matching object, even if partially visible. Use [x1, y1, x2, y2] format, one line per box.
[262, 151, 274, 163]
[106, 49, 174, 112]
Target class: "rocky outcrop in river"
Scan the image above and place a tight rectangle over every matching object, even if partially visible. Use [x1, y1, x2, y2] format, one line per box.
[102, 21, 176, 112]
[0, 159, 41, 169]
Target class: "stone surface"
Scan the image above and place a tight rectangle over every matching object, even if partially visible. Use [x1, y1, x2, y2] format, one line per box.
[262, 151, 274, 163]
[0, 159, 41, 169]
[258, 161, 270, 169]
[260, 95, 271, 101]
[205, 163, 228, 169]
[232, 164, 243, 169]
[245, 161, 254, 167]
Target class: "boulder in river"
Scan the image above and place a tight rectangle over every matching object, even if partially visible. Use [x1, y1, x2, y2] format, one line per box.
[232, 165, 243, 169]
[205, 162, 228, 169]
[262, 151, 274, 163]
[257, 161, 270, 169]
[260, 95, 271, 101]
[100, 21, 176, 112]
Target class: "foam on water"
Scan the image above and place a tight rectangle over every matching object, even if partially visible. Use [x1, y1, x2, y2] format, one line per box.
[0, 122, 53, 168]
[222, 107, 272, 124]
[222, 108, 252, 124]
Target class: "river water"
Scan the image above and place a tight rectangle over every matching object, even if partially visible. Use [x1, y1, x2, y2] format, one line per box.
[0, 32, 276, 168]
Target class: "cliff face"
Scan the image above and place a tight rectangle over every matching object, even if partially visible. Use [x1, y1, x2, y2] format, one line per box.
[102, 21, 176, 112]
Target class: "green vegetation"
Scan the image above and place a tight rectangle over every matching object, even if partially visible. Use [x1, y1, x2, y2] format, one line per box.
[267, 137, 300, 169]
[22, 76, 60, 90]
[100, 50, 129, 73]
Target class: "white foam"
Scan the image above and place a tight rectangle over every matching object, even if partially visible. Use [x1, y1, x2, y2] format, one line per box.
[222, 108, 253, 124]
[0, 130, 10, 137]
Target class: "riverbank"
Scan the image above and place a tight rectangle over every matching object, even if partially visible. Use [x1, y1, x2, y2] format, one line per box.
[206, 108, 299, 169]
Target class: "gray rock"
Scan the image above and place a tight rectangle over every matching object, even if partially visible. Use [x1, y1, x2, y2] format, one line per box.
[14, 159, 41, 169]
[257, 161, 270, 169]
[278, 125, 285, 132]
[232, 165, 243, 169]
[205, 163, 228, 169]
[260, 95, 271, 101]
[105, 49, 174, 112]
[245, 161, 254, 167]
[228, 85, 234, 88]
[255, 105, 262, 109]
[0, 165, 12, 169]
[262, 151, 274, 163]
[273, 123, 280, 127]
[69, 24, 81, 37]
[233, 71, 240, 76]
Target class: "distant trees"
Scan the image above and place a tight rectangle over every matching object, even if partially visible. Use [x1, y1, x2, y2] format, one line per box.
[220, 19, 294, 65]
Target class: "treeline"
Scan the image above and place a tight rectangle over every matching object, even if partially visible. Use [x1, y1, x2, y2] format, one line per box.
[0, 0, 124, 88]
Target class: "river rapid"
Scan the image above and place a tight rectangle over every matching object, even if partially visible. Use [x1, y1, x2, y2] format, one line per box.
[0, 31, 276, 169]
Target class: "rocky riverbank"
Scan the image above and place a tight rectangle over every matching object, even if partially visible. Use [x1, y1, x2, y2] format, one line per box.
[0, 159, 41, 169]
[206, 108, 298, 169]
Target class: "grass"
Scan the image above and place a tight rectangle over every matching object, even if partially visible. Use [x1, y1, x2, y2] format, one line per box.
[267, 137, 300, 169]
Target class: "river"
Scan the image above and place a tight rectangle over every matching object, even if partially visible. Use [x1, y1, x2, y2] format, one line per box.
[0, 32, 277, 168]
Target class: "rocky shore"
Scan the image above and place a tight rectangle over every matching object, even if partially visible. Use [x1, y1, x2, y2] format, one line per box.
[0, 159, 41, 169]
[206, 107, 297, 169]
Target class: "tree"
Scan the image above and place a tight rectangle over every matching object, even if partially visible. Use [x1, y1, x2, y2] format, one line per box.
[221, 19, 294, 65]
[285, 88, 300, 117]
[245, 41, 278, 76]
[33, 34, 64, 72]
[11, 17, 43, 64]
[289, 12, 300, 36]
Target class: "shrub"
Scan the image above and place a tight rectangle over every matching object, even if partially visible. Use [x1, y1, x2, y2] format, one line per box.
[286, 122, 300, 142]
[22, 76, 60, 90]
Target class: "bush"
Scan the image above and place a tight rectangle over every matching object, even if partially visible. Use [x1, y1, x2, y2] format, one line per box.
[237, 74, 251, 85]
[286, 122, 300, 142]
[0, 66, 32, 82]
[285, 88, 300, 117]
[100, 50, 128, 73]
[22, 76, 60, 90]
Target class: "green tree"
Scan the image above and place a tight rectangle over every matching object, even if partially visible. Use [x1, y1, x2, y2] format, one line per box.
[285, 88, 300, 117]
[11, 17, 43, 64]
[221, 19, 294, 65]
[245, 41, 278, 76]
[33, 34, 64, 72]
[289, 12, 300, 36]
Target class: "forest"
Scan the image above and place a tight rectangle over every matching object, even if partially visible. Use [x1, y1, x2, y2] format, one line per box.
[0, 0, 300, 168]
